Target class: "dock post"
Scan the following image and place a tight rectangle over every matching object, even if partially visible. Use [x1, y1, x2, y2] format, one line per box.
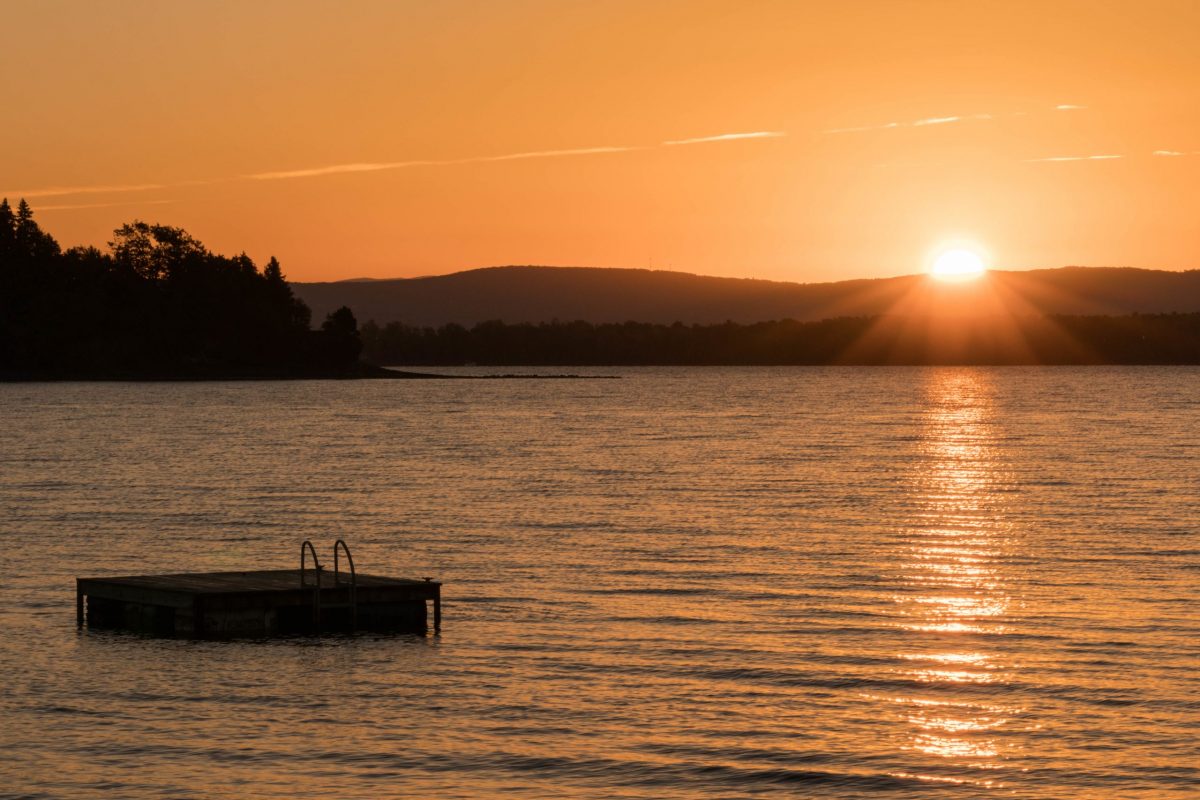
[76, 581, 84, 628]
[433, 586, 441, 633]
[193, 596, 206, 638]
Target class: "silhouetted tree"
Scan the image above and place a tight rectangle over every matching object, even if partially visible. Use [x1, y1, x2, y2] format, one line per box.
[0, 199, 16, 261]
[0, 202, 364, 378]
[14, 200, 60, 261]
[110, 221, 206, 281]
[315, 306, 363, 370]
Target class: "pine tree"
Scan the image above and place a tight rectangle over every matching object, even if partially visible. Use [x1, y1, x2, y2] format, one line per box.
[263, 256, 284, 284]
[261, 255, 311, 330]
[0, 198, 15, 261]
[14, 199, 35, 251]
[10, 199, 61, 260]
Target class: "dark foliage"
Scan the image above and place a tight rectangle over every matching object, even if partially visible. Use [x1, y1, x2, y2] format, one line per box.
[361, 314, 1200, 366]
[0, 201, 361, 378]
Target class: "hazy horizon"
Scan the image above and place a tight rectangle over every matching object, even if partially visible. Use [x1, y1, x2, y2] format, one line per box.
[300, 261, 1199, 287]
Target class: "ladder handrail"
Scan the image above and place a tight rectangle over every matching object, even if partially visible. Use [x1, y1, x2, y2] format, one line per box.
[300, 539, 323, 629]
[300, 539, 323, 587]
[333, 539, 357, 630]
[333, 539, 356, 586]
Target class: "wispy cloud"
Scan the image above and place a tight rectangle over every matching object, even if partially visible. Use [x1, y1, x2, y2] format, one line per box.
[247, 160, 438, 180]
[469, 145, 642, 163]
[1025, 154, 1123, 162]
[1027, 150, 1200, 163]
[825, 105, 1084, 135]
[244, 133, 783, 182]
[5, 182, 166, 200]
[824, 113, 994, 134]
[244, 147, 643, 181]
[911, 115, 962, 127]
[661, 131, 785, 146]
[824, 113, 991, 134]
[37, 199, 178, 212]
[7, 132, 779, 197]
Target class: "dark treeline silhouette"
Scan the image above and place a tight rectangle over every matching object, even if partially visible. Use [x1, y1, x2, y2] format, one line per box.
[361, 314, 1200, 366]
[0, 200, 363, 379]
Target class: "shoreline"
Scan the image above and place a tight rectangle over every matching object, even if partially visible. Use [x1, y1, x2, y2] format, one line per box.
[7, 363, 1198, 382]
[0, 363, 616, 382]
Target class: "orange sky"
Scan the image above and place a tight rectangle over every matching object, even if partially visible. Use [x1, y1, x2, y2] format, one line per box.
[3, 0, 1198, 283]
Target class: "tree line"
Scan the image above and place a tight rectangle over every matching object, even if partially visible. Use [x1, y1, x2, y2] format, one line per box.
[361, 313, 1200, 366]
[8, 198, 1197, 372]
[0, 200, 362, 378]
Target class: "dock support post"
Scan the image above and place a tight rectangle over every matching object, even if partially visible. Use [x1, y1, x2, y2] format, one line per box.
[76, 581, 84, 628]
[193, 596, 205, 638]
[433, 586, 441, 633]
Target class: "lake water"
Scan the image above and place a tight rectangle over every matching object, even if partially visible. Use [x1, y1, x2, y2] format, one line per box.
[2, 367, 1197, 799]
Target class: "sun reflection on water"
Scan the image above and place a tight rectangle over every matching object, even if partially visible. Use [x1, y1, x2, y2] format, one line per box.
[886, 370, 1021, 782]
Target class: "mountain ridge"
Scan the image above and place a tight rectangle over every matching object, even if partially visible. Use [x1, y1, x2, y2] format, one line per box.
[292, 265, 1200, 327]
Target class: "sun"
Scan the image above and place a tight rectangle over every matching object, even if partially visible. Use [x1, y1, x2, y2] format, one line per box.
[929, 246, 988, 282]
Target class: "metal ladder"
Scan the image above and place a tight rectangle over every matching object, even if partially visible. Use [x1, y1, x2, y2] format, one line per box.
[332, 538, 358, 630]
[300, 539, 324, 629]
[299, 539, 358, 632]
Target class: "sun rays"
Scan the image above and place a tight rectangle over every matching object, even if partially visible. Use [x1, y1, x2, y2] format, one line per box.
[832, 268, 1103, 365]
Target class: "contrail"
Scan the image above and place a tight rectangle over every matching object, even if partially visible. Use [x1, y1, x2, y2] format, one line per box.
[7, 131, 784, 198]
[1025, 154, 1122, 162]
[661, 131, 785, 146]
[3, 183, 166, 200]
[824, 105, 1085, 135]
[246, 160, 441, 181]
[246, 136, 785, 181]
[36, 199, 178, 212]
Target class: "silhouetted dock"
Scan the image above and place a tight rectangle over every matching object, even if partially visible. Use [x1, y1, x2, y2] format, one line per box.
[76, 540, 440, 638]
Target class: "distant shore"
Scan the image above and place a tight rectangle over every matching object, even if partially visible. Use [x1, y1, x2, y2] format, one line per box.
[0, 363, 613, 381]
[359, 313, 1200, 367]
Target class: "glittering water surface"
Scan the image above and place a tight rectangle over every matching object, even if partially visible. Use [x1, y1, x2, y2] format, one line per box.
[1, 367, 1197, 799]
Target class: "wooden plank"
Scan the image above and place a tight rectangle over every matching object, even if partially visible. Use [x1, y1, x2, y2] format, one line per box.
[77, 578, 196, 609]
[76, 568, 442, 638]
[79, 569, 441, 595]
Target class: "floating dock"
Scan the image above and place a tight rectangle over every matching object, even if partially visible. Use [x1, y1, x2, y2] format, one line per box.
[75, 540, 440, 638]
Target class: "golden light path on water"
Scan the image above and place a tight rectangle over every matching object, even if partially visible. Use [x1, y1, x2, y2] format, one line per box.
[881, 371, 1024, 788]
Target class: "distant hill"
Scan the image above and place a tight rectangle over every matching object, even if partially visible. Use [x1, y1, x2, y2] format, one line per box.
[293, 266, 1200, 327]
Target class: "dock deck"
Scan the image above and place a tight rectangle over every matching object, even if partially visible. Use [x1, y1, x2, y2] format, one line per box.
[76, 568, 441, 638]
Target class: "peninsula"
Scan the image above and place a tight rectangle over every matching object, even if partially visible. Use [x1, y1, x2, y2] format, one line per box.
[0, 200, 390, 381]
